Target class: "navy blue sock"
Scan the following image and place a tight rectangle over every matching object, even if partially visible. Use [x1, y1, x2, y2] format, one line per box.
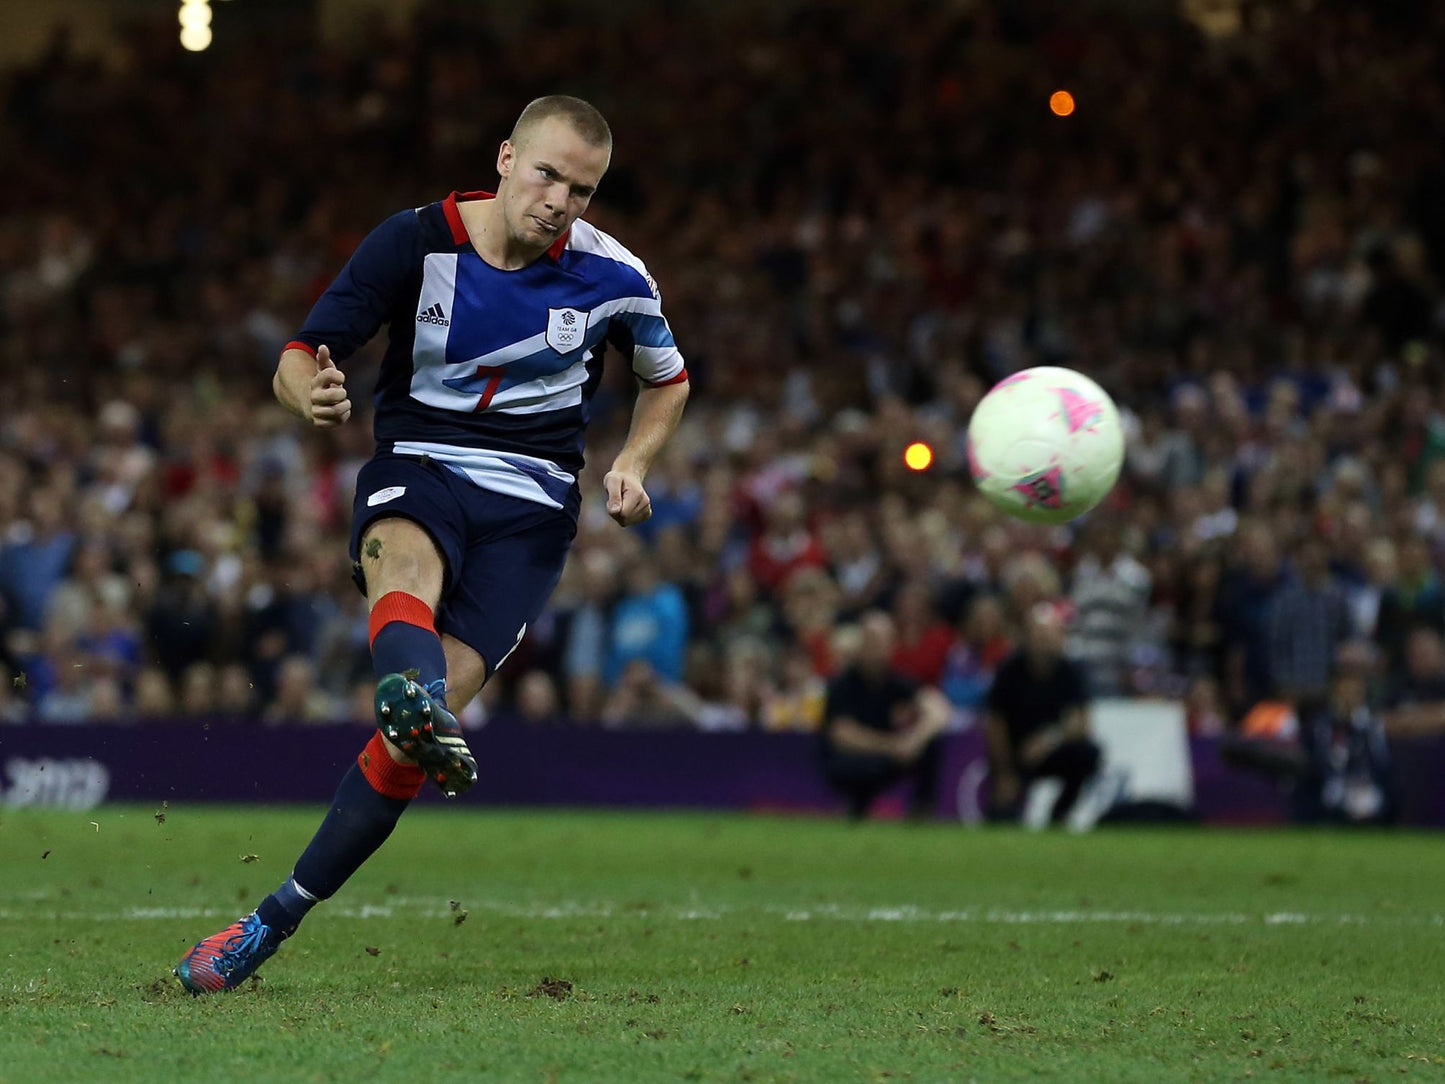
[256, 755, 421, 936]
[255, 592, 445, 938]
[369, 591, 448, 703]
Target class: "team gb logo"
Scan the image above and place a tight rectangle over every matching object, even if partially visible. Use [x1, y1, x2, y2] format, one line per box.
[546, 307, 589, 353]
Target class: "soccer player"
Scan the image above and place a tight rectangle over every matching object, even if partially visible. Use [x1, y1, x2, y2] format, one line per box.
[175, 96, 689, 993]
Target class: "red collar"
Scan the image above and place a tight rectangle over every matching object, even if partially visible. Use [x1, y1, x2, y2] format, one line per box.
[442, 190, 570, 262]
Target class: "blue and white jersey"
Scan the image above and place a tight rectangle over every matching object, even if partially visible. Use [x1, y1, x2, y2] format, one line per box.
[287, 190, 687, 518]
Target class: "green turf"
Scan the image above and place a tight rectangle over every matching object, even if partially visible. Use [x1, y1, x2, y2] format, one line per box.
[2, 807, 1444, 1084]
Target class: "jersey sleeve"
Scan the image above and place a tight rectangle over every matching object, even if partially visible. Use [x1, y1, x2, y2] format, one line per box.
[604, 264, 688, 387]
[288, 210, 422, 362]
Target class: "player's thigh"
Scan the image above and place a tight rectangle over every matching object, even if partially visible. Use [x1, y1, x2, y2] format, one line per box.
[437, 500, 575, 688]
[359, 518, 446, 608]
[349, 454, 467, 610]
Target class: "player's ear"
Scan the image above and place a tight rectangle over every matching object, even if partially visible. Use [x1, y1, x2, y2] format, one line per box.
[496, 140, 515, 180]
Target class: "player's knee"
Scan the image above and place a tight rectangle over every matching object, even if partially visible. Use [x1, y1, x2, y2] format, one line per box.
[361, 520, 444, 602]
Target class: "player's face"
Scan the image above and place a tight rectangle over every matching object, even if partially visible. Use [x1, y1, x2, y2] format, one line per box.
[497, 118, 610, 249]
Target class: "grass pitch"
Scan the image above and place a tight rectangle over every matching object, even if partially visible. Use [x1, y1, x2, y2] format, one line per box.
[1, 806, 1444, 1083]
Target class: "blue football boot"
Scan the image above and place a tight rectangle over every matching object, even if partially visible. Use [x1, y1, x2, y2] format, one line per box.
[175, 912, 282, 994]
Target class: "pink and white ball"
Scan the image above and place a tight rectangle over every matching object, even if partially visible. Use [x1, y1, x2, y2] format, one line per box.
[966, 366, 1124, 525]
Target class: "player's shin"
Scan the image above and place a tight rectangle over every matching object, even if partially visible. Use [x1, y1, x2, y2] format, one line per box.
[255, 734, 425, 936]
[369, 590, 449, 702]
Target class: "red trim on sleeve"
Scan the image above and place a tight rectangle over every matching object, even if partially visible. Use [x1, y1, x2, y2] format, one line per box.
[641, 368, 689, 388]
[357, 732, 426, 799]
[284, 340, 317, 358]
[368, 590, 437, 648]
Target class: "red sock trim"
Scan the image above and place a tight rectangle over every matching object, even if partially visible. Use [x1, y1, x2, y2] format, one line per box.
[357, 732, 426, 799]
[368, 591, 436, 649]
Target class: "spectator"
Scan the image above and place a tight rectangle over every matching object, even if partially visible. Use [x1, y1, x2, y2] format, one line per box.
[890, 579, 955, 686]
[133, 667, 176, 719]
[0, 663, 27, 723]
[761, 643, 827, 733]
[779, 566, 842, 676]
[823, 510, 887, 615]
[1171, 553, 1224, 679]
[88, 677, 126, 722]
[1384, 627, 1445, 736]
[261, 656, 338, 725]
[77, 596, 143, 686]
[985, 603, 1101, 825]
[710, 566, 777, 654]
[819, 612, 950, 820]
[748, 491, 827, 596]
[1374, 537, 1445, 679]
[1215, 523, 1287, 713]
[1349, 538, 1396, 642]
[1185, 675, 1229, 737]
[605, 557, 689, 687]
[1296, 642, 1397, 825]
[600, 660, 690, 729]
[1001, 553, 1062, 630]
[34, 647, 91, 723]
[515, 670, 564, 725]
[216, 662, 257, 719]
[44, 538, 123, 635]
[1067, 520, 1152, 696]
[0, 489, 77, 631]
[146, 551, 220, 682]
[346, 679, 378, 726]
[1158, 386, 1210, 493]
[1266, 537, 1352, 709]
[654, 645, 756, 733]
[180, 662, 219, 717]
[939, 593, 1012, 720]
[559, 549, 618, 721]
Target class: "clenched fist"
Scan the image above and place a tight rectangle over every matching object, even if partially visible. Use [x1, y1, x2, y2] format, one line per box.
[309, 344, 351, 427]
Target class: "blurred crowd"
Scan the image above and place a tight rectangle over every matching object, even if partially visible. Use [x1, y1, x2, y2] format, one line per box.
[3, 0, 1445, 735]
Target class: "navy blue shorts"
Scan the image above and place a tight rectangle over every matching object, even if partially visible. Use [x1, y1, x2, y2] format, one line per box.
[349, 452, 575, 676]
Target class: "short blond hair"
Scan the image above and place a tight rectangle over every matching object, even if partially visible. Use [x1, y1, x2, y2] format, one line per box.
[510, 95, 612, 150]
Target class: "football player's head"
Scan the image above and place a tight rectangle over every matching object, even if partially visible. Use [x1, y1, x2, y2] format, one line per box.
[497, 96, 612, 252]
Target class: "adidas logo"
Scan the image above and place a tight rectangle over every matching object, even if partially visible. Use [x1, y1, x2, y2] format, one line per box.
[416, 303, 450, 326]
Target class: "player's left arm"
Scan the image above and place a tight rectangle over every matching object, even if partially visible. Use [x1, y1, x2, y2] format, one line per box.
[604, 267, 690, 528]
[605, 379, 690, 527]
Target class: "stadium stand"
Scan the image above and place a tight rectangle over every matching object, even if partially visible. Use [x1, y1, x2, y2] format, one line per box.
[2, 0, 1444, 740]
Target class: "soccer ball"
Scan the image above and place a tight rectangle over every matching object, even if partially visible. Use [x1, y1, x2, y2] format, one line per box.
[966, 366, 1124, 525]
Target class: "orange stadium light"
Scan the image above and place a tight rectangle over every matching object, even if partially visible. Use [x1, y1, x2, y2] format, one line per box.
[1049, 90, 1076, 117]
[904, 442, 934, 472]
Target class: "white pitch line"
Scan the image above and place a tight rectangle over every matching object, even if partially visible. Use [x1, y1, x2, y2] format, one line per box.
[1, 900, 1441, 927]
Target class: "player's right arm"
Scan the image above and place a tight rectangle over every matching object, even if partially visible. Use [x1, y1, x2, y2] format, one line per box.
[274, 209, 422, 428]
[274, 343, 350, 427]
